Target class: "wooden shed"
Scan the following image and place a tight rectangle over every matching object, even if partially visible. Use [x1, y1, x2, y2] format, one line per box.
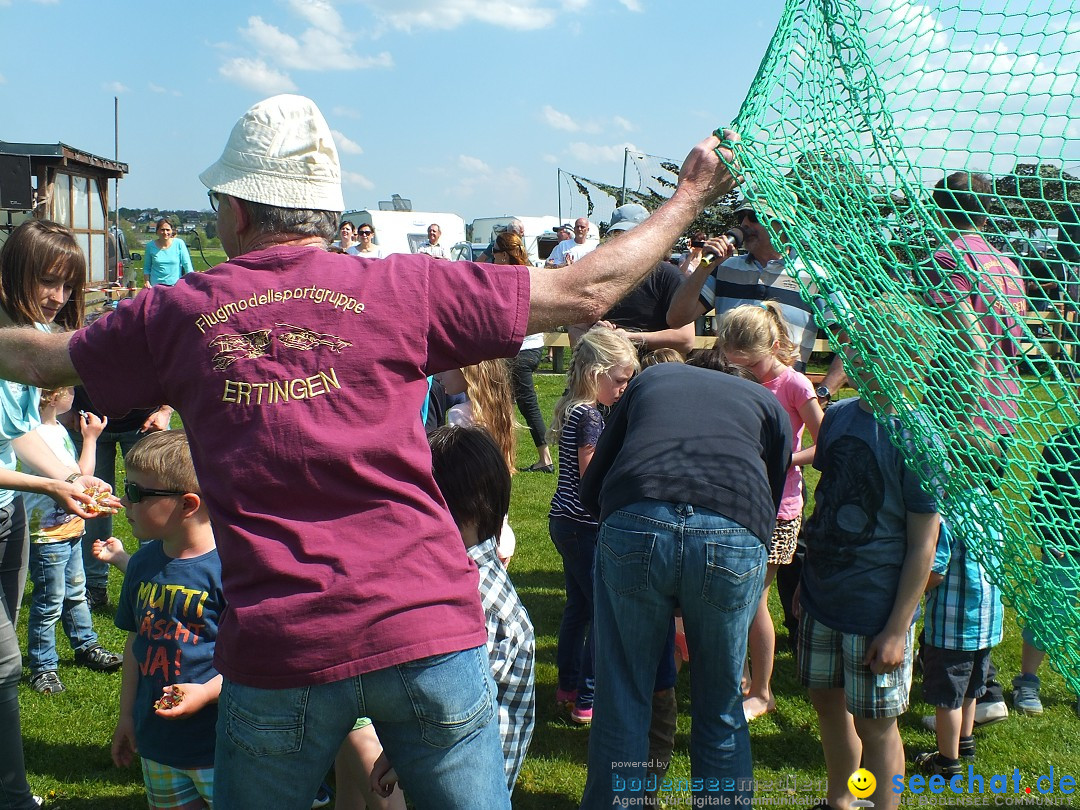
[0, 141, 128, 284]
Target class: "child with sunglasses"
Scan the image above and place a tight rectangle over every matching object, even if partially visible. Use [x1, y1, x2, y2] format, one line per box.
[104, 430, 225, 810]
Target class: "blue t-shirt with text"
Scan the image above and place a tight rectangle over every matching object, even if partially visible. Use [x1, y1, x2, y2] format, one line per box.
[115, 541, 224, 768]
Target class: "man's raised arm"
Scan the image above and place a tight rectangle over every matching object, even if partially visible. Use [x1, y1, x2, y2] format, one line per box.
[526, 131, 739, 334]
[0, 327, 81, 388]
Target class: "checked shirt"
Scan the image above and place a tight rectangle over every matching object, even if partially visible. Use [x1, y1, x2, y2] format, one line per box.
[467, 536, 536, 792]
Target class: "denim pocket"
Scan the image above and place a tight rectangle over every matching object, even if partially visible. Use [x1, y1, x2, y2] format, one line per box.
[598, 524, 656, 596]
[397, 647, 495, 749]
[223, 680, 309, 756]
[702, 537, 765, 613]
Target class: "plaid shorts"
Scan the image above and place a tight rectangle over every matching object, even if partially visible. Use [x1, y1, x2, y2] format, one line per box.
[768, 515, 801, 565]
[796, 612, 914, 718]
[140, 757, 214, 810]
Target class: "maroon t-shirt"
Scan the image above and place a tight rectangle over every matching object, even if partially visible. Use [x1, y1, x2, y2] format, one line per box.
[70, 246, 530, 687]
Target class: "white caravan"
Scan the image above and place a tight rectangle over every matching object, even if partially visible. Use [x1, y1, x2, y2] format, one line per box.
[340, 210, 466, 257]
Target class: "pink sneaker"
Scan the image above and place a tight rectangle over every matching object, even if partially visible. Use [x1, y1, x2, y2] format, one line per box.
[555, 688, 577, 707]
[571, 705, 593, 725]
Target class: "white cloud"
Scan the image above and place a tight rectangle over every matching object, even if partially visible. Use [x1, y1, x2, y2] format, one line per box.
[618, 0, 643, 10]
[240, 15, 394, 72]
[103, 81, 129, 93]
[286, 0, 344, 33]
[613, 115, 634, 132]
[0, 74, 6, 84]
[332, 130, 364, 155]
[358, 0, 558, 31]
[568, 141, 637, 163]
[542, 154, 559, 164]
[148, 82, 181, 96]
[542, 105, 579, 132]
[218, 58, 298, 95]
[220, 5, 393, 92]
[342, 171, 375, 190]
[458, 155, 492, 173]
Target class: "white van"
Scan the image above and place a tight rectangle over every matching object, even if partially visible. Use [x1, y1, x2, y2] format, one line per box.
[456, 215, 600, 266]
[340, 210, 466, 257]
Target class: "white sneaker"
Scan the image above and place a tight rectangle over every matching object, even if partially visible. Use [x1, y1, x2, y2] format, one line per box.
[922, 700, 1008, 732]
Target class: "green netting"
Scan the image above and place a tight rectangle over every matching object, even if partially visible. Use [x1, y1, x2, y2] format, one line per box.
[725, 0, 1080, 693]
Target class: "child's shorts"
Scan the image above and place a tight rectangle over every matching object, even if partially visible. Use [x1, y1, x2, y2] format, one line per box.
[921, 645, 991, 709]
[797, 611, 914, 719]
[768, 516, 801, 566]
[140, 757, 214, 809]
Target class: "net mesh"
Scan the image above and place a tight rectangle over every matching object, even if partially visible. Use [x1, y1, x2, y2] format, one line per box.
[725, 0, 1080, 692]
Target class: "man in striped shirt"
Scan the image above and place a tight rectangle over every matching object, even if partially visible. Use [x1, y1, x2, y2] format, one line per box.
[666, 200, 847, 401]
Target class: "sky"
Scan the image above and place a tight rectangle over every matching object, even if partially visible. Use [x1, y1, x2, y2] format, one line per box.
[0, 0, 786, 222]
[2, 0, 1076, 227]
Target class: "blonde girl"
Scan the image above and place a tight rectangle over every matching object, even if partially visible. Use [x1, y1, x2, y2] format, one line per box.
[547, 328, 639, 724]
[436, 358, 519, 564]
[439, 359, 517, 475]
[718, 301, 824, 721]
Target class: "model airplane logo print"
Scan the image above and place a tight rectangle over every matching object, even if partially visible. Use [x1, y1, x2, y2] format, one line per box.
[210, 323, 352, 370]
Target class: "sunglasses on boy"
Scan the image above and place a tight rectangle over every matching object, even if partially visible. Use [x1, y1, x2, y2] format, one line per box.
[124, 481, 187, 503]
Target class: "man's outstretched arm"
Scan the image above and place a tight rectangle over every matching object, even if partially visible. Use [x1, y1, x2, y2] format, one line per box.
[527, 131, 739, 334]
[0, 327, 80, 388]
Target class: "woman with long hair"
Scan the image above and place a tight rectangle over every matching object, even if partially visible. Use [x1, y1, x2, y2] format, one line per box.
[493, 231, 555, 472]
[0, 220, 114, 809]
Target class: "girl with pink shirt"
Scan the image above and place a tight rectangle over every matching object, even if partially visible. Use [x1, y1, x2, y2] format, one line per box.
[719, 301, 824, 721]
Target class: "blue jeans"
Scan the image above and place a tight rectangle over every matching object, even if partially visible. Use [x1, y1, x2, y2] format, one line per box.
[215, 646, 510, 810]
[27, 538, 98, 674]
[581, 501, 767, 809]
[549, 516, 598, 707]
[70, 426, 143, 590]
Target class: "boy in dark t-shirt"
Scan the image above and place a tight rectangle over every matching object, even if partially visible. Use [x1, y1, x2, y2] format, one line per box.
[798, 350, 940, 810]
[110, 431, 224, 810]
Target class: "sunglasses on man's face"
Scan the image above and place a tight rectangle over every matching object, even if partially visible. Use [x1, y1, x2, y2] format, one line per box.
[124, 481, 187, 504]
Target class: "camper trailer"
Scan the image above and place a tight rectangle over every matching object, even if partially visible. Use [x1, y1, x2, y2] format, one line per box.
[339, 210, 466, 257]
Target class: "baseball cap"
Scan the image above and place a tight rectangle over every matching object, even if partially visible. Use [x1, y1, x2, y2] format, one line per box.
[199, 94, 345, 212]
[732, 197, 794, 227]
[607, 203, 650, 233]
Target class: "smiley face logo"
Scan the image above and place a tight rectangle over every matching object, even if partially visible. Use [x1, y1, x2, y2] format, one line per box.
[848, 768, 876, 799]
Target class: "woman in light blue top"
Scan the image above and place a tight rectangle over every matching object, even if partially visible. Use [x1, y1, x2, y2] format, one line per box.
[143, 218, 193, 287]
[0, 220, 114, 809]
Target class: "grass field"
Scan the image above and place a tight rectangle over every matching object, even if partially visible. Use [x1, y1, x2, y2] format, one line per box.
[15, 368, 1080, 808]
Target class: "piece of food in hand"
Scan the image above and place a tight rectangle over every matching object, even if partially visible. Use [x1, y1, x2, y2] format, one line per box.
[83, 486, 120, 515]
[153, 685, 185, 710]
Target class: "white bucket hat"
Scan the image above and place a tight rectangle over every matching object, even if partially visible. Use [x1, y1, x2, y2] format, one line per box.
[199, 94, 345, 212]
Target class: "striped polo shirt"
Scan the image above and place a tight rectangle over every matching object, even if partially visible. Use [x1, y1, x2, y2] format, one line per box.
[700, 251, 837, 371]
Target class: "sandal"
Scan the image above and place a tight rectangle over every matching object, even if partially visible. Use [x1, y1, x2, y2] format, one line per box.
[520, 462, 555, 473]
